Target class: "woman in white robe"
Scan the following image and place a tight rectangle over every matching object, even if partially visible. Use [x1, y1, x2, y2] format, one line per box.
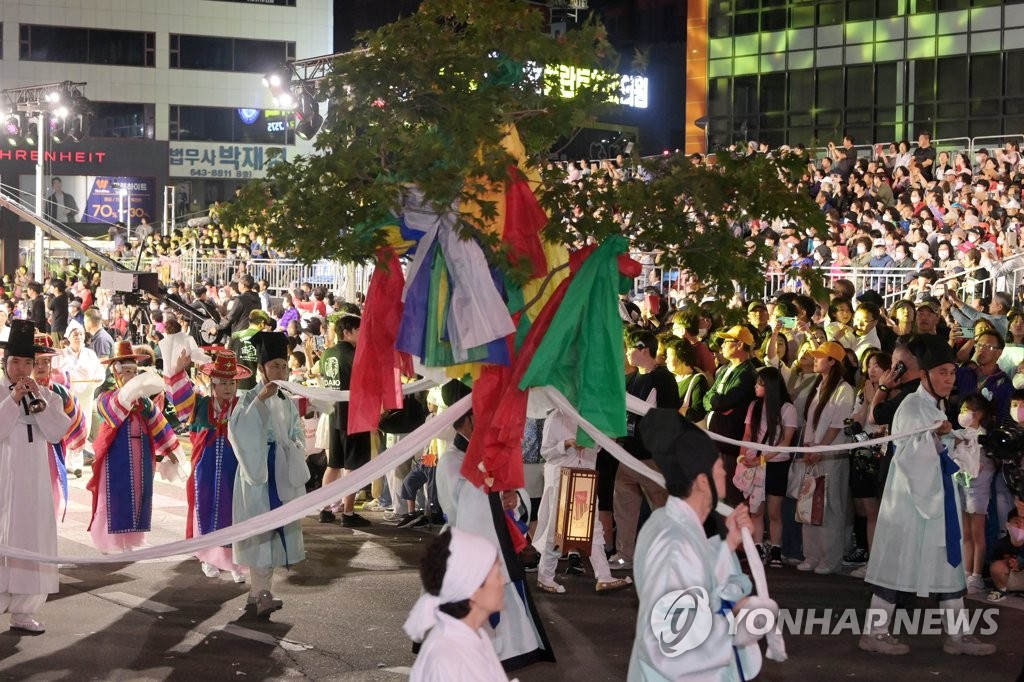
[404, 528, 514, 682]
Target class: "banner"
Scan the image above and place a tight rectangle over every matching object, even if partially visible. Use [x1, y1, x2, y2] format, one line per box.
[169, 142, 287, 180]
[82, 176, 156, 224]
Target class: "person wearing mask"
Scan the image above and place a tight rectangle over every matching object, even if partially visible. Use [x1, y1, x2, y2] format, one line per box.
[703, 326, 759, 505]
[861, 335, 995, 656]
[59, 321, 104, 478]
[0, 320, 74, 634]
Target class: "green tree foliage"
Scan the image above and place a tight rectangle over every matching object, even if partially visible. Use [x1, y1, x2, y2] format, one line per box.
[221, 0, 826, 307]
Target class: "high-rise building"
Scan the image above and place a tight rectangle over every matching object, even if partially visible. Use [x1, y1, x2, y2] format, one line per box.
[0, 0, 332, 262]
[686, 0, 1024, 153]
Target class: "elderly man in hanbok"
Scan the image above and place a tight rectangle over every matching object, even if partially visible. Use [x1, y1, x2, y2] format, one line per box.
[534, 406, 632, 594]
[629, 411, 774, 682]
[433, 380, 554, 671]
[861, 335, 997, 656]
[167, 348, 250, 583]
[59, 320, 104, 478]
[0, 320, 73, 634]
[32, 334, 87, 522]
[86, 340, 183, 554]
[228, 331, 308, 618]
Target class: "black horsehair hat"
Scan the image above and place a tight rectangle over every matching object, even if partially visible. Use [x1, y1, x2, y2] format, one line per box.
[0, 320, 55, 358]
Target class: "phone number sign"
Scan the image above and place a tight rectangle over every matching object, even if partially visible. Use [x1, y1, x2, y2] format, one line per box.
[169, 142, 287, 179]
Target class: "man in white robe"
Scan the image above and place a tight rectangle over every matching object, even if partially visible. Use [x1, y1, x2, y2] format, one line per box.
[59, 320, 104, 477]
[861, 334, 996, 656]
[433, 380, 554, 671]
[0, 320, 73, 634]
[629, 411, 771, 682]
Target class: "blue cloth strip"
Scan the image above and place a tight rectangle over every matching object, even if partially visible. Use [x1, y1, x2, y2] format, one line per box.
[939, 446, 963, 568]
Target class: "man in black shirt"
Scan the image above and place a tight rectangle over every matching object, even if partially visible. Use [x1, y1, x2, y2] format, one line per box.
[912, 131, 937, 182]
[608, 329, 682, 571]
[48, 279, 69, 339]
[27, 282, 47, 333]
[218, 274, 261, 336]
[317, 314, 371, 527]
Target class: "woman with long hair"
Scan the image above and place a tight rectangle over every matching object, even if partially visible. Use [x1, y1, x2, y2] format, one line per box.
[738, 366, 797, 568]
[797, 341, 856, 575]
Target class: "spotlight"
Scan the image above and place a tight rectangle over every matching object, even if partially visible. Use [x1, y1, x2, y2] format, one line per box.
[67, 113, 88, 142]
[51, 116, 69, 144]
[263, 65, 294, 107]
[53, 105, 69, 119]
[294, 88, 322, 140]
[23, 120, 38, 146]
[277, 91, 295, 109]
[3, 114, 21, 146]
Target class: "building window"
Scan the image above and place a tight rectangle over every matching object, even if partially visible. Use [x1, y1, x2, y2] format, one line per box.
[90, 102, 154, 139]
[170, 34, 296, 73]
[169, 105, 295, 144]
[19, 25, 155, 67]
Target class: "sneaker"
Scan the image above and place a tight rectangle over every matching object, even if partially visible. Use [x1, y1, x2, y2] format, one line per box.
[768, 545, 783, 569]
[608, 554, 632, 571]
[382, 510, 403, 522]
[362, 499, 389, 513]
[859, 632, 910, 655]
[201, 561, 220, 578]
[849, 565, 868, 579]
[966, 575, 986, 594]
[395, 511, 424, 528]
[943, 634, 996, 656]
[231, 570, 246, 584]
[341, 512, 371, 528]
[319, 509, 337, 523]
[9, 616, 45, 634]
[796, 561, 816, 572]
[564, 553, 585, 576]
[755, 543, 768, 564]
[814, 566, 833, 575]
[251, 590, 283, 618]
[987, 589, 1006, 602]
[410, 515, 432, 529]
[355, 490, 371, 504]
[843, 547, 869, 566]
[522, 557, 539, 572]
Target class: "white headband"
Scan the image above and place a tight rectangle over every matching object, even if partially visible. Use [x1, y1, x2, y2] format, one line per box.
[402, 528, 498, 642]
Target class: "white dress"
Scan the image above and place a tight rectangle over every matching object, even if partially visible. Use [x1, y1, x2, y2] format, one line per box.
[866, 385, 966, 596]
[629, 497, 760, 681]
[0, 381, 73, 599]
[410, 612, 514, 682]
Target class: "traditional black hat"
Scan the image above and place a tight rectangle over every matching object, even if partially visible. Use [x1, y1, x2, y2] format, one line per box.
[909, 333, 956, 370]
[640, 409, 722, 500]
[440, 379, 471, 408]
[250, 331, 289, 366]
[0, 319, 56, 358]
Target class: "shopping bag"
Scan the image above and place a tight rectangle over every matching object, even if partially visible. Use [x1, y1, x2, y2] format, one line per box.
[795, 466, 826, 525]
[786, 458, 806, 499]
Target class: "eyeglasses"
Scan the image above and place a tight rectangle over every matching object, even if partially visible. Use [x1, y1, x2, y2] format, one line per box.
[976, 343, 1001, 352]
[721, 339, 739, 346]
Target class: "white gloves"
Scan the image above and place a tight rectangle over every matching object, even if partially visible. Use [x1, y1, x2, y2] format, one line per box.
[731, 596, 780, 648]
[118, 371, 166, 408]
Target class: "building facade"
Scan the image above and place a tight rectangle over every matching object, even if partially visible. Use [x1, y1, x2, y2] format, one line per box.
[0, 0, 332, 254]
[687, 0, 1024, 153]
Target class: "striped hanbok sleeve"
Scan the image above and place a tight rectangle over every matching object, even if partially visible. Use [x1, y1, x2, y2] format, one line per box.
[96, 389, 131, 429]
[165, 370, 196, 425]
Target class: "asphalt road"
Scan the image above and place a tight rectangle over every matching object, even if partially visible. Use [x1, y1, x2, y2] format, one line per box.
[3, 475, 1024, 681]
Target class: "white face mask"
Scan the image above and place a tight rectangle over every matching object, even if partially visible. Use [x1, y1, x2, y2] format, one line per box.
[1014, 375, 1024, 391]
[1009, 526, 1024, 544]
[939, 250, 950, 259]
[857, 245, 867, 255]
[957, 411, 976, 429]
[952, 238, 962, 246]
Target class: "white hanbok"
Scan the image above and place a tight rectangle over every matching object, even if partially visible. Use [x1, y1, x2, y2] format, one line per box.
[228, 385, 308, 568]
[433, 438, 551, 666]
[410, 612, 515, 682]
[59, 344, 104, 468]
[866, 385, 965, 596]
[0, 380, 73, 612]
[629, 497, 760, 681]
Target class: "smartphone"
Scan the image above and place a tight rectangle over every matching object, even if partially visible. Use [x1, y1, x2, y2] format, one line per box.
[779, 316, 797, 329]
[892, 361, 907, 383]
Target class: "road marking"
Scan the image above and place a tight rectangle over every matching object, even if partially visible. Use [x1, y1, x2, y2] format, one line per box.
[216, 623, 313, 651]
[348, 540, 405, 571]
[99, 591, 178, 613]
[381, 666, 411, 675]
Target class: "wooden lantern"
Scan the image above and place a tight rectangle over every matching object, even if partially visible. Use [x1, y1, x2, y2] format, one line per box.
[553, 466, 597, 556]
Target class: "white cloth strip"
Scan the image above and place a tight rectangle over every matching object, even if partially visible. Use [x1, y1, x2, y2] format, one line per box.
[274, 377, 436, 411]
[624, 394, 936, 454]
[0, 394, 469, 565]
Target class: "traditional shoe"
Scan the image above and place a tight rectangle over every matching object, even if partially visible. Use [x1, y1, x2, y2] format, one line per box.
[595, 577, 633, 593]
[537, 581, 566, 594]
[859, 632, 909, 655]
[9, 616, 45, 634]
[254, 590, 283, 618]
[201, 561, 220, 578]
[943, 634, 996, 656]
[231, 570, 246, 584]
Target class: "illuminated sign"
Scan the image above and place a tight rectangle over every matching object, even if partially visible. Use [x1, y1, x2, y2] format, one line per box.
[237, 108, 260, 125]
[542, 64, 649, 109]
[169, 142, 287, 179]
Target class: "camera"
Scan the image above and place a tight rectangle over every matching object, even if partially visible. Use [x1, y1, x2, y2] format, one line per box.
[979, 424, 1024, 497]
[110, 291, 147, 307]
[843, 418, 871, 442]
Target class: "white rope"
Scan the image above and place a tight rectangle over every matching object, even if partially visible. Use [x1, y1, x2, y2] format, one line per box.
[0, 395, 469, 565]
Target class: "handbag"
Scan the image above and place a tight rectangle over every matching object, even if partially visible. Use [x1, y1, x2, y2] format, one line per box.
[795, 464, 827, 525]
[314, 411, 332, 450]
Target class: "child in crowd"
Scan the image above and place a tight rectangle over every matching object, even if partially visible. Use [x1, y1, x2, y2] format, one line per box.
[988, 509, 1024, 602]
[953, 394, 993, 594]
[288, 350, 307, 383]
